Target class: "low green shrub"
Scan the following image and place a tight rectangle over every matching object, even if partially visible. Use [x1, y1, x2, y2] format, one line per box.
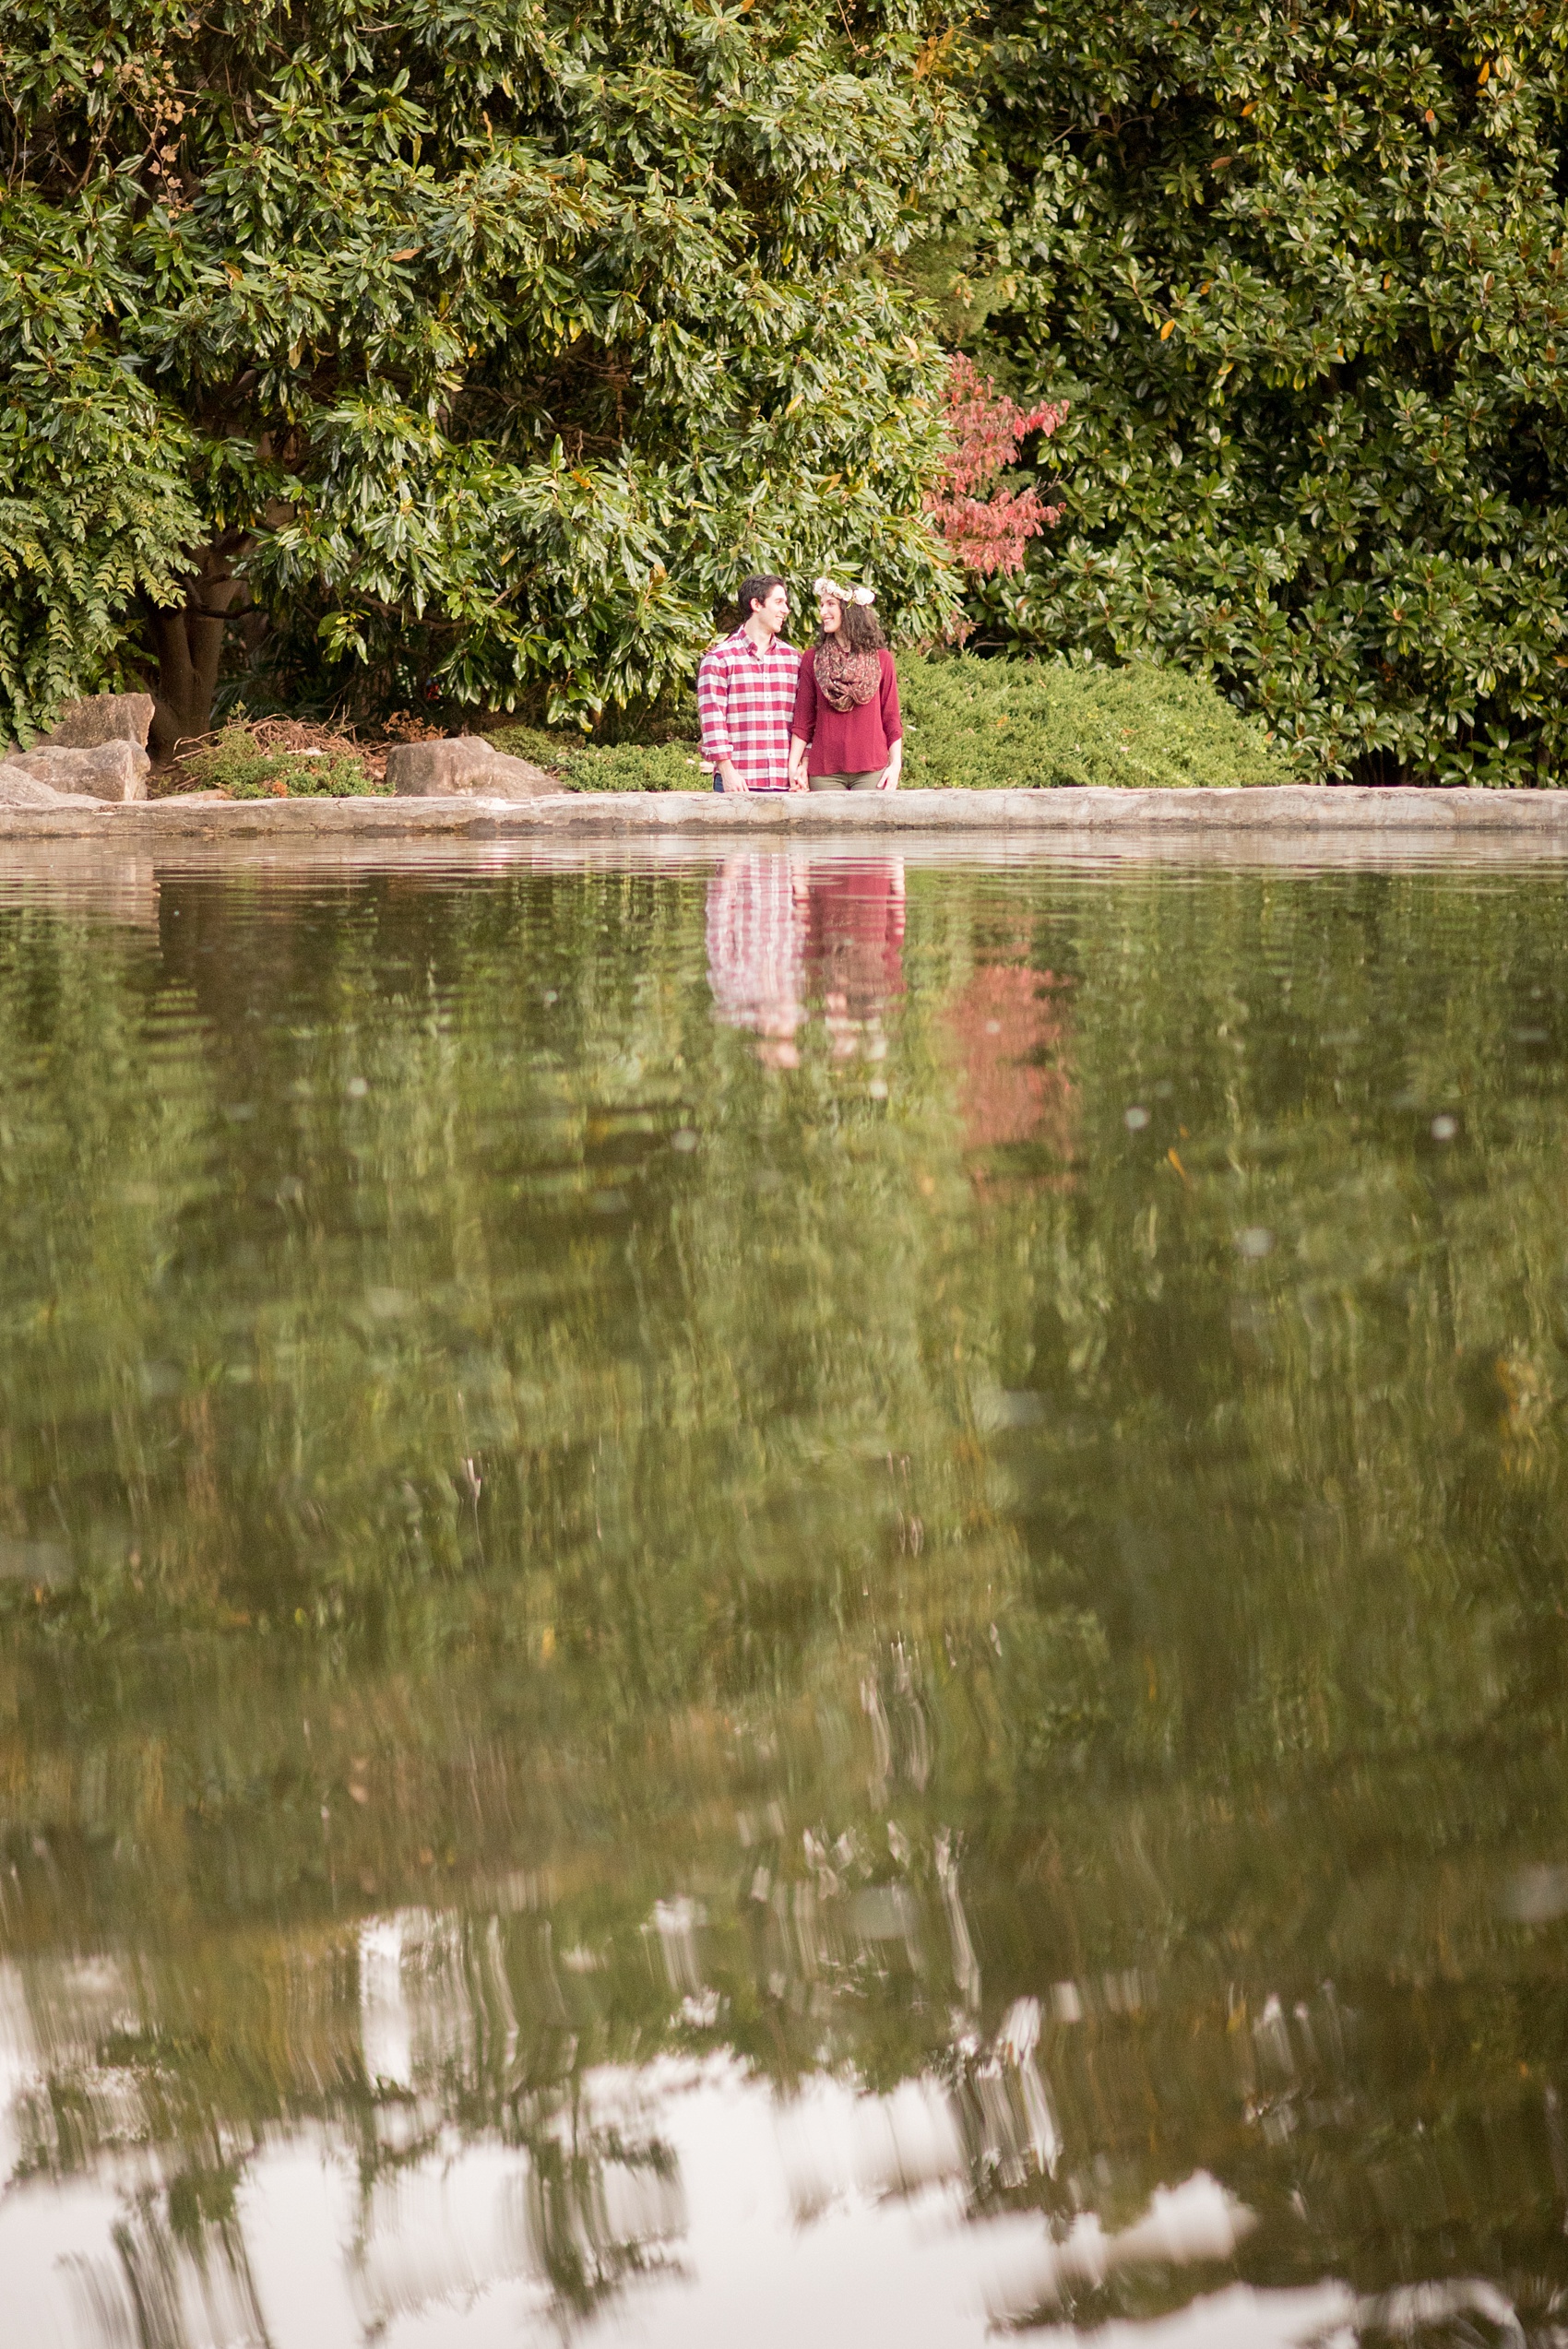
[488, 726, 707, 792]
[175, 727, 386, 798]
[492, 654, 1283, 791]
[482, 723, 572, 773]
[565, 741, 709, 792]
[897, 654, 1287, 789]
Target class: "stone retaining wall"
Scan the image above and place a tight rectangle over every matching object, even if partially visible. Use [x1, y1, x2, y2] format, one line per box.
[6, 785, 1568, 840]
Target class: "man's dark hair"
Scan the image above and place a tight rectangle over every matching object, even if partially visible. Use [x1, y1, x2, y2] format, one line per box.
[738, 573, 787, 623]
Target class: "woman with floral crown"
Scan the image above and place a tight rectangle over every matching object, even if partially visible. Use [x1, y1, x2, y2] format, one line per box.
[787, 576, 903, 792]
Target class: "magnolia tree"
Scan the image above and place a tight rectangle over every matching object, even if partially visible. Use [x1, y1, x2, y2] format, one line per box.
[0, 0, 969, 751]
[968, 0, 1568, 783]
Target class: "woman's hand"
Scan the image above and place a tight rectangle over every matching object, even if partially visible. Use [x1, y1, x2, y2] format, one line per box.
[879, 746, 903, 792]
[788, 731, 810, 792]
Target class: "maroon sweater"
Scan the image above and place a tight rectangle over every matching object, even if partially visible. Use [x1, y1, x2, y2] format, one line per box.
[790, 649, 903, 777]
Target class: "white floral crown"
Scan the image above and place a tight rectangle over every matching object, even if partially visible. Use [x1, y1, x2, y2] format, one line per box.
[814, 575, 875, 607]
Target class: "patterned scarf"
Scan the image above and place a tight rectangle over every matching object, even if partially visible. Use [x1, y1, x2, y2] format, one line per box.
[814, 639, 881, 713]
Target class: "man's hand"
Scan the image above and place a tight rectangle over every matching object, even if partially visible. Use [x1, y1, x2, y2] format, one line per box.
[719, 760, 748, 793]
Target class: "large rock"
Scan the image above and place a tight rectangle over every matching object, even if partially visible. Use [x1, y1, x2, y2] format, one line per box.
[39, 693, 156, 752]
[8, 741, 148, 801]
[386, 736, 556, 799]
[0, 765, 68, 809]
[0, 763, 106, 809]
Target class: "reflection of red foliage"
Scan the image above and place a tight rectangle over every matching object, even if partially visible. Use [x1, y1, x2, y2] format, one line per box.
[946, 963, 1077, 1186]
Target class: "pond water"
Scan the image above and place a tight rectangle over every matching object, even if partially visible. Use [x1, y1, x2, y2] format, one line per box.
[4, 842, 1568, 2348]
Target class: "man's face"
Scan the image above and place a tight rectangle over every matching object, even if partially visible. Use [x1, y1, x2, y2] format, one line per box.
[755, 584, 790, 635]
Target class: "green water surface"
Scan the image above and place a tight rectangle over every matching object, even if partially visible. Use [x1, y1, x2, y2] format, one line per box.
[3, 848, 1567, 2346]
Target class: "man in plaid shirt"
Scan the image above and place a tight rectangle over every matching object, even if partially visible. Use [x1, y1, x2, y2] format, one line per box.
[697, 574, 802, 793]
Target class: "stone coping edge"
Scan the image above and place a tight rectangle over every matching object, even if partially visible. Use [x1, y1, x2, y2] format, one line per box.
[6, 785, 1568, 839]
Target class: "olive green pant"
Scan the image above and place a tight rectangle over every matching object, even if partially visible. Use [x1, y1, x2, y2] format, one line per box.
[808, 770, 885, 791]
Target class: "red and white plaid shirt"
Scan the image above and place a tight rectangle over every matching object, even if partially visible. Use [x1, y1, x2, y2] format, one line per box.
[696, 628, 802, 791]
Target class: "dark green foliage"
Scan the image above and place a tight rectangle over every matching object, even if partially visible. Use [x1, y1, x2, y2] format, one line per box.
[0, 0, 967, 744]
[897, 650, 1286, 786]
[953, 2, 1568, 783]
[0, 358, 203, 736]
[11, 0, 1567, 780]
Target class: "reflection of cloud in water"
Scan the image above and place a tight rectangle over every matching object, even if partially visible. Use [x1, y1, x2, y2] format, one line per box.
[981, 2169, 1255, 2325]
[567, 2071, 1337, 2349]
[0, 1944, 1467, 2349]
[0, 2056, 1328, 2348]
[347, 2118, 686, 2341]
[361, 1913, 417, 2091]
[0, 1933, 1216, 2346]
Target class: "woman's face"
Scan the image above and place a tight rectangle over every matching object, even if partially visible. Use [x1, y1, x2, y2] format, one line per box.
[818, 594, 843, 635]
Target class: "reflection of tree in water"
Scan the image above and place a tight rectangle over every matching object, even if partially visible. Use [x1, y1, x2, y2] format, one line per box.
[0, 1860, 1069, 2343]
[7, 864, 1568, 2340]
[65, 2172, 271, 2349]
[944, 953, 1077, 1190]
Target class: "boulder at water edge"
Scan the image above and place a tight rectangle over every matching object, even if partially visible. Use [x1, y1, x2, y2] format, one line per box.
[39, 693, 157, 752]
[0, 764, 109, 809]
[386, 737, 556, 798]
[6, 741, 149, 801]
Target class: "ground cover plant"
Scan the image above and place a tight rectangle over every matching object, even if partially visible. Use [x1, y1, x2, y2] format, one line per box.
[897, 652, 1284, 787]
[487, 727, 709, 793]
[169, 719, 387, 797]
[947, 0, 1568, 784]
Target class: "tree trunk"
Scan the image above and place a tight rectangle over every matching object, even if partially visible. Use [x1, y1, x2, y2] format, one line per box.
[148, 535, 253, 762]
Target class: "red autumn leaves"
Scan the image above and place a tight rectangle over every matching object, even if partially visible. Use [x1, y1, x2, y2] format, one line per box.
[925, 354, 1068, 579]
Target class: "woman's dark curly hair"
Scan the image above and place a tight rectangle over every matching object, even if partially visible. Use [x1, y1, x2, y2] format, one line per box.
[814, 594, 887, 654]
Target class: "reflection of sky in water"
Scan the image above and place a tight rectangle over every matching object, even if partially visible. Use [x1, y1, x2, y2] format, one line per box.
[0, 1921, 1528, 2343]
[6, 851, 1568, 2344]
[0, 1945, 1302, 2349]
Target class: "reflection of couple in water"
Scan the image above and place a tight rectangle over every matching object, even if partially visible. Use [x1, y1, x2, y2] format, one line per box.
[705, 853, 906, 1071]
